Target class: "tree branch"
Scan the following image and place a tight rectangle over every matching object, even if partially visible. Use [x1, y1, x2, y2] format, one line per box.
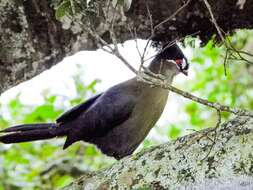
[62, 116, 253, 189]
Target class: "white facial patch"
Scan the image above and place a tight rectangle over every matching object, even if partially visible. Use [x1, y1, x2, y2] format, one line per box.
[166, 59, 178, 67]
[166, 59, 180, 70]
[181, 59, 187, 70]
[166, 59, 176, 64]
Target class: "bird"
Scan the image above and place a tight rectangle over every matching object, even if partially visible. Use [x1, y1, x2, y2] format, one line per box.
[0, 43, 188, 160]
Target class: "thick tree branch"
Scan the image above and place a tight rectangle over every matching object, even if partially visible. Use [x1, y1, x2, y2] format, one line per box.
[1, 0, 253, 93]
[61, 116, 253, 190]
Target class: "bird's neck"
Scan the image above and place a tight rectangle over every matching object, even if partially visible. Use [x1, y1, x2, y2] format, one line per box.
[148, 58, 163, 74]
[147, 59, 175, 84]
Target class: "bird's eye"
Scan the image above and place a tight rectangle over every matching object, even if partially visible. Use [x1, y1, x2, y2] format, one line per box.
[175, 59, 188, 70]
[175, 59, 182, 65]
[166, 59, 188, 71]
[175, 59, 183, 68]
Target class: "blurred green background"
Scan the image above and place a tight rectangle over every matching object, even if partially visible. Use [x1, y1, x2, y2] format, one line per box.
[0, 30, 253, 189]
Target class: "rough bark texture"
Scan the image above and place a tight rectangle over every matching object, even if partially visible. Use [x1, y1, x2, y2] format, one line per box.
[1, 0, 253, 94]
[61, 116, 253, 190]
[0, 0, 76, 94]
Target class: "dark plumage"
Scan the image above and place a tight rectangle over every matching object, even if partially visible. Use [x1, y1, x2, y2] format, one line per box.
[0, 44, 188, 159]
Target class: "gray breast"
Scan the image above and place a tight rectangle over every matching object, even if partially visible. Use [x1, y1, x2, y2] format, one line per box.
[92, 86, 168, 159]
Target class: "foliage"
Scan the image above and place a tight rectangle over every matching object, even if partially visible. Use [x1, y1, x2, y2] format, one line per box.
[54, 0, 98, 20]
[0, 76, 115, 190]
[176, 30, 253, 136]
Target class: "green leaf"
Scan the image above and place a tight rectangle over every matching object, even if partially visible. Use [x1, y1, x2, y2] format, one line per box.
[24, 105, 60, 122]
[85, 145, 98, 156]
[168, 125, 181, 139]
[55, 1, 71, 20]
[54, 175, 73, 188]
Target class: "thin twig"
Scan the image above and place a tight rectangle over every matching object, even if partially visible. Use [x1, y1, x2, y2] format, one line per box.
[153, 0, 192, 31]
[138, 72, 253, 117]
[202, 0, 253, 76]
[139, 1, 154, 71]
[201, 109, 221, 161]
[145, 1, 154, 37]
[202, 0, 225, 42]
[86, 25, 138, 74]
[137, 0, 192, 70]
[226, 38, 253, 65]
[223, 48, 229, 76]
[143, 31, 200, 63]
[132, 28, 143, 61]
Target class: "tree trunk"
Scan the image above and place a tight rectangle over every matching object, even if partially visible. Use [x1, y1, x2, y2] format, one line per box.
[61, 116, 253, 190]
[1, 0, 253, 93]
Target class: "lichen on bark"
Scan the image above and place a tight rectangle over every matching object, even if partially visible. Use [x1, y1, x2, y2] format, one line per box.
[0, 0, 75, 94]
[1, 0, 253, 94]
[62, 116, 253, 190]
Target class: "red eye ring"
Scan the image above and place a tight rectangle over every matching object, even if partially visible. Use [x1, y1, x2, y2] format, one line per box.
[175, 59, 182, 65]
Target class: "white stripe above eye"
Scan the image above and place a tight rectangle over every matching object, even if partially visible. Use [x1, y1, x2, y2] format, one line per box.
[166, 59, 180, 70]
[166, 59, 176, 64]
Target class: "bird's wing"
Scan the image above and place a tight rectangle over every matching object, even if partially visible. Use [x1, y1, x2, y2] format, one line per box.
[63, 86, 137, 149]
[56, 93, 103, 123]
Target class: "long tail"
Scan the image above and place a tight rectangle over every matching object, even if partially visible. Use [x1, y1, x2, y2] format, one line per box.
[0, 123, 69, 144]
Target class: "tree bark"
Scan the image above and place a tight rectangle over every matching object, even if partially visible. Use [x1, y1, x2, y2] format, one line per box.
[61, 116, 253, 190]
[1, 0, 253, 93]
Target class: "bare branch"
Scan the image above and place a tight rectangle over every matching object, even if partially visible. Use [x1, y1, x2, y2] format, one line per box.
[202, 0, 225, 42]
[143, 31, 200, 63]
[226, 38, 253, 65]
[133, 0, 193, 71]
[153, 0, 192, 31]
[201, 109, 221, 161]
[202, 0, 253, 69]
[223, 48, 229, 76]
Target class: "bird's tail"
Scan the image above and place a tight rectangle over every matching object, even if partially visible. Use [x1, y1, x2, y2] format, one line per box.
[0, 123, 69, 144]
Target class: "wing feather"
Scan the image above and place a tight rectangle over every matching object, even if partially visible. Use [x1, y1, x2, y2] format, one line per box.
[63, 86, 137, 149]
[56, 93, 102, 123]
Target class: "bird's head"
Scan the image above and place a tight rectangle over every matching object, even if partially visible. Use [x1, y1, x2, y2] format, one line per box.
[149, 43, 189, 77]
